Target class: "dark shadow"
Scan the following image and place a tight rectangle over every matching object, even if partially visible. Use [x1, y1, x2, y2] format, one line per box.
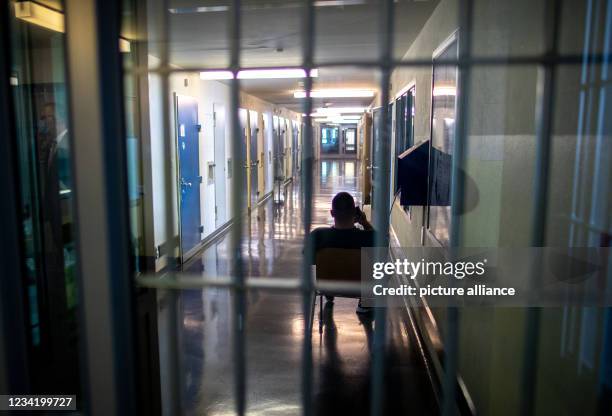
[315, 301, 371, 416]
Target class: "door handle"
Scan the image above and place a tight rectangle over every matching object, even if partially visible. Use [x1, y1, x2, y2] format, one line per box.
[181, 178, 192, 187]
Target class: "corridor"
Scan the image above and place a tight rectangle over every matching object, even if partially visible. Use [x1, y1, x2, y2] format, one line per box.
[171, 160, 438, 416]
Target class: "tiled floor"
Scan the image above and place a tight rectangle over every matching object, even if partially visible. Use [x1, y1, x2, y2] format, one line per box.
[159, 159, 438, 415]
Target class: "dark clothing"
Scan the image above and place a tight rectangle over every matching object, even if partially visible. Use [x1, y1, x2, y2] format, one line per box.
[308, 226, 375, 264]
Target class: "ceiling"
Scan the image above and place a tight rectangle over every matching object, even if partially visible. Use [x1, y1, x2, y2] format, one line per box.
[155, 0, 440, 111]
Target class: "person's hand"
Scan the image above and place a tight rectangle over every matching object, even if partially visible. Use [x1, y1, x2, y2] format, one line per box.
[354, 207, 367, 225]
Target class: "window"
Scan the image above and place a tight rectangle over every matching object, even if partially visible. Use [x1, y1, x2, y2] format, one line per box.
[321, 126, 339, 154]
[393, 86, 415, 192]
[427, 34, 458, 246]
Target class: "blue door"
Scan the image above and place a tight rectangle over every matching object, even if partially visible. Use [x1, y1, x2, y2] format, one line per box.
[176, 94, 201, 258]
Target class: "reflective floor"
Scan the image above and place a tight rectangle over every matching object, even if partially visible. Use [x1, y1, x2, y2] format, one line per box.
[159, 159, 438, 415]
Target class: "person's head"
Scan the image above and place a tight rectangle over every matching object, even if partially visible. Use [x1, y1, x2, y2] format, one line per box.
[331, 192, 356, 228]
[39, 102, 67, 136]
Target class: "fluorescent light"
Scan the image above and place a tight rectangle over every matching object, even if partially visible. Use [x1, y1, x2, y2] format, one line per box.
[314, 115, 361, 124]
[201, 68, 318, 80]
[15, 1, 64, 33]
[119, 38, 131, 53]
[239, 68, 318, 79]
[433, 85, 456, 96]
[294, 89, 374, 98]
[200, 70, 234, 80]
[15, 2, 132, 52]
[314, 0, 367, 6]
[169, 6, 228, 14]
[314, 107, 366, 115]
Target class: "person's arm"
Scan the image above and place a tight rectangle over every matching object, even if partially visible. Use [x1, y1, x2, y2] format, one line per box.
[355, 207, 374, 231]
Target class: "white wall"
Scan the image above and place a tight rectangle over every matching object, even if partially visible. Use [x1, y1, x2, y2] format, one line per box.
[148, 55, 200, 264]
[148, 61, 303, 267]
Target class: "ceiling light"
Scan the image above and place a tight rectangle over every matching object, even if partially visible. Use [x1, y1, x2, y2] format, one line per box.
[432, 86, 457, 96]
[14, 1, 64, 33]
[294, 89, 374, 98]
[169, 6, 228, 14]
[238, 68, 318, 79]
[314, 107, 366, 114]
[200, 70, 234, 80]
[119, 38, 131, 53]
[200, 68, 318, 81]
[314, 0, 367, 6]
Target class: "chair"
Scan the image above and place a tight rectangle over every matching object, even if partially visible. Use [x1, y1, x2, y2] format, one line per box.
[311, 248, 362, 334]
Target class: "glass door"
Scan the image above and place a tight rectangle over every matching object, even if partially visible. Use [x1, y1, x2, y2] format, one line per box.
[7, 0, 82, 398]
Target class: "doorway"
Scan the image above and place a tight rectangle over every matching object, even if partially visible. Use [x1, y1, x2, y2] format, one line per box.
[213, 103, 227, 227]
[344, 127, 357, 153]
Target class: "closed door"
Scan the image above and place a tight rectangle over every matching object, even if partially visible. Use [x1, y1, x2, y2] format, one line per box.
[249, 111, 259, 204]
[239, 109, 249, 210]
[176, 94, 201, 257]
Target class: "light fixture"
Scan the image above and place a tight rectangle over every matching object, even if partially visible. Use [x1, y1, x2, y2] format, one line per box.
[14, 1, 64, 33]
[239, 68, 318, 79]
[313, 107, 366, 115]
[200, 70, 234, 80]
[14, 2, 132, 53]
[293, 89, 374, 98]
[432, 85, 457, 96]
[119, 38, 131, 53]
[314, 115, 361, 124]
[200, 68, 318, 81]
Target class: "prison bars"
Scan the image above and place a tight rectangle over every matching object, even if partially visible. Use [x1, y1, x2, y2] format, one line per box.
[137, 1, 595, 415]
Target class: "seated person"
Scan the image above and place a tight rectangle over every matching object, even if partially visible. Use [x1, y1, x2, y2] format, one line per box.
[308, 192, 374, 313]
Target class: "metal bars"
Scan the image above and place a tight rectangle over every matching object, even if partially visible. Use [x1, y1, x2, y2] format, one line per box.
[299, 0, 316, 414]
[228, 1, 248, 415]
[369, 0, 394, 415]
[443, 0, 474, 415]
[64, 0, 137, 414]
[521, 0, 563, 415]
[135, 0, 592, 415]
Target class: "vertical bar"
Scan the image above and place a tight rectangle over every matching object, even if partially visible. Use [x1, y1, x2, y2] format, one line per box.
[300, 0, 315, 415]
[0, 0, 30, 394]
[442, 0, 473, 415]
[156, 0, 183, 413]
[520, 1, 562, 415]
[228, 1, 247, 415]
[370, 1, 394, 415]
[64, 0, 137, 414]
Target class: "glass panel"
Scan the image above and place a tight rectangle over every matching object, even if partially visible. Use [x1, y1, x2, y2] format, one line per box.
[8, 0, 82, 401]
[122, 0, 147, 273]
[427, 35, 458, 246]
[320, 126, 340, 153]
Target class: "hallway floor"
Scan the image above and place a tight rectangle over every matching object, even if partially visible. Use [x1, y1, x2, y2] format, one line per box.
[162, 159, 438, 416]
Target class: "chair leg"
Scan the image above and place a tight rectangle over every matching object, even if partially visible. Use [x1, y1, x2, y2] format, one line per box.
[308, 292, 316, 334]
[319, 294, 323, 334]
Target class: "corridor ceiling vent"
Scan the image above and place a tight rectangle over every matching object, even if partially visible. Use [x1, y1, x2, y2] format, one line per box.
[293, 89, 375, 98]
[200, 68, 319, 80]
